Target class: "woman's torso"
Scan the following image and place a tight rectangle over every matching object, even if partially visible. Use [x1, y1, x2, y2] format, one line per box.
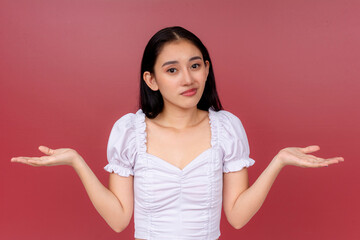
[132, 108, 223, 239]
[104, 108, 255, 239]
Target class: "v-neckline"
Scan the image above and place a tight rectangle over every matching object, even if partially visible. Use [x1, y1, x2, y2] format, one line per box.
[145, 147, 212, 172]
[142, 108, 214, 172]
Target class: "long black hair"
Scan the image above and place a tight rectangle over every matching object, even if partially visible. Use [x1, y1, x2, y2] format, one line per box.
[139, 26, 223, 118]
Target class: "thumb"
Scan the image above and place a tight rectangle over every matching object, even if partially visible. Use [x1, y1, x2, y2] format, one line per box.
[301, 145, 320, 154]
[38, 145, 55, 155]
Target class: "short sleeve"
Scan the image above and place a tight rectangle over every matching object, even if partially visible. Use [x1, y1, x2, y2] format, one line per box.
[219, 111, 255, 173]
[104, 113, 136, 177]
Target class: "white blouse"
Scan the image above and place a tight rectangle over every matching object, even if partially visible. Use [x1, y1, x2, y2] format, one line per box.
[104, 108, 255, 240]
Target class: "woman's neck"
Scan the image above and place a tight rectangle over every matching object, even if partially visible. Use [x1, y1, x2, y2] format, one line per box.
[154, 105, 204, 130]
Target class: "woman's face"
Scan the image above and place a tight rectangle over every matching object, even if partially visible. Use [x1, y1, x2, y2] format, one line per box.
[143, 39, 209, 111]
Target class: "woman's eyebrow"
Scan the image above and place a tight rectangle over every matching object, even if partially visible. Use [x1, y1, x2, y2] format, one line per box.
[189, 56, 202, 61]
[162, 61, 178, 67]
[161, 56, 203, 67]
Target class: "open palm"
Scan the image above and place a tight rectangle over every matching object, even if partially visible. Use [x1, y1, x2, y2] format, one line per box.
[11, 146, 80, 167]
[276, 145, 344, 168]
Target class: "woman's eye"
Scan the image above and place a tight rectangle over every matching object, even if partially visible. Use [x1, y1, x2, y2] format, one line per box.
[191, 63, 200, 69]
[167, 68, 177, 73]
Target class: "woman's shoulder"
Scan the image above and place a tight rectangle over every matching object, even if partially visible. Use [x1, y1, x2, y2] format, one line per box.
[210, 108, 249, 141]
[108, 109, 146, 150]
[112, 109, 145, 128]
[210, 108, 242, 124]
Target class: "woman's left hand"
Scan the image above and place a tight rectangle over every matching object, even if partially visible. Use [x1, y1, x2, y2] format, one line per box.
[274, 145, 344, 168]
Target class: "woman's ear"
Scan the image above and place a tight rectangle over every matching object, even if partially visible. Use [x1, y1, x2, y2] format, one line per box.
[143, 71, 159, 91]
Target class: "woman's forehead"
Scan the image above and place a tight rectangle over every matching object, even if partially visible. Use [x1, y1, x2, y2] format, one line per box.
[157, 40, 203, 63]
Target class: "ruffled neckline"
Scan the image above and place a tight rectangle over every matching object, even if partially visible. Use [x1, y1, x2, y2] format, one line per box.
[134, 108, 219, 154]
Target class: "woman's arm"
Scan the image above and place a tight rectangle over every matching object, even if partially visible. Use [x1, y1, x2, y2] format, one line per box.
[222, 145, 344, 229]
[11, 146, 133, 233]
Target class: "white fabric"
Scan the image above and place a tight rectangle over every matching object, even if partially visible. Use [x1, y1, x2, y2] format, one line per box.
[104, 108, 255, 240]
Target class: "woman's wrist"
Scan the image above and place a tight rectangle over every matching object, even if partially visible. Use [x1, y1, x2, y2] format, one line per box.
[271, 153, 286, 170]
[71, 154, 86, 170]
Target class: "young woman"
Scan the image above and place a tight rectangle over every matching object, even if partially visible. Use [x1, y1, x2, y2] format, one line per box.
[11, 26, 344, 240]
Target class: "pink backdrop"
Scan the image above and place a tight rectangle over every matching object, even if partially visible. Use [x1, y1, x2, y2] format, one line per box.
[1, 0, 359, 239]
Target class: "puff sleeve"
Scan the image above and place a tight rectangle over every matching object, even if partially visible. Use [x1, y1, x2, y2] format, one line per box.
[104, 113, 136, 177]
[219, 111, 255, 173]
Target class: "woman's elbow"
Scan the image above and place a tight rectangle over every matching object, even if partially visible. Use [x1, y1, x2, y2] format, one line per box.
[228, 221, 243, 230]
[111, 223, 128, 233]
[108, 217, 131, 233]
[232, 223, 245, 230]
[113, 227, 124, 233]
[227, 217, 249, 230]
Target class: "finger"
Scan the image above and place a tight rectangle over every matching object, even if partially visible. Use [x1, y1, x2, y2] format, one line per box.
[12, 156, 51, 162]
[323, 157, 344, 164]
[11, 157, 44, 167]
[27, 159, 46, 166]
[302, 154, 324, 163]
[12, 156, 42, 161]
[21, 160, 43, 167]
[304, 154, 344, 164]
[301, 157, 344, 168]
[11, 156, 35, 163]
[27, 156, 54, 166]
[301, 145, 320, 154]
[11, 157, 29, 164]
[300, 160, 329, 168]
[333, 157, 344, 161]
[38, 146, 55, 155]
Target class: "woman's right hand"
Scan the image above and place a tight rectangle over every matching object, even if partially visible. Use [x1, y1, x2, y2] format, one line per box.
[11, 146, 82, 168]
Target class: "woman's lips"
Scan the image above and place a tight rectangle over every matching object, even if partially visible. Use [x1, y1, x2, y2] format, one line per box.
[181, 88, 197, 96]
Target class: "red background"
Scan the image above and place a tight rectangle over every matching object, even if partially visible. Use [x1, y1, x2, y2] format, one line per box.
[1, 0, 359, 239]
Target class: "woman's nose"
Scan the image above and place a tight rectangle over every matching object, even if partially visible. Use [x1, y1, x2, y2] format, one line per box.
[182, 69, 193, 85]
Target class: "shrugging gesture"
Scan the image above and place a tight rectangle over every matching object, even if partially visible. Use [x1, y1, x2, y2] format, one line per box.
[11, 145, 343, 168]
[11, 143, 344, 233]
[10, 26, 345, 238]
